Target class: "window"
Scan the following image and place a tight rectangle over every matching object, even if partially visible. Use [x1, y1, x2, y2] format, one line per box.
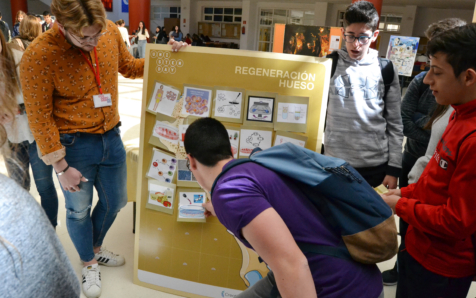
[151, 6, 181, 21]
[257, 9, 314, 52]
[378, 14, 402, 32]
[203, 7, 242, 23]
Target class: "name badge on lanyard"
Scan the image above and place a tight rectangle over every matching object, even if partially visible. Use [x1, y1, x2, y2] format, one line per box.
[79, 48, 112, 108]
[93, 93, 112, 108]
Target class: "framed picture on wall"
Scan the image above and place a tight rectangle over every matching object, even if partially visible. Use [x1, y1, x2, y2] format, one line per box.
[243, 91, 277, 128]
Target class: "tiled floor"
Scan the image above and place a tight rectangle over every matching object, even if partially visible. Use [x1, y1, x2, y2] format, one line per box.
[2, 75, 475, 297]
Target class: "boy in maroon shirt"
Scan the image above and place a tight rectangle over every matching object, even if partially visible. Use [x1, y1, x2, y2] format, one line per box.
[382, 24, 476, 298]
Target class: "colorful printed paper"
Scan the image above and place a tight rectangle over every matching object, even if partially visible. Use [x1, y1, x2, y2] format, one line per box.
[274, 134, 306, 147]
[386, 35, 420, 77]
[276, 103, 307, 124]
[182, 86, 212, 117]
[148, 180, 175, 210]
[178, 191, 206, 220]
[147, 82, 180, 116]
[152, 120, 179, 145]
[147, 148, 178, 183]
[246, 96, 275, 123]
[226, 128, 240, 159]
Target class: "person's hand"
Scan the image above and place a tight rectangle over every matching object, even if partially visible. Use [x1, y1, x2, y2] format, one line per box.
[385, 188, 402, 197]
[168, 40, 189, 52]
[202, 200, 216, 218]
[57, 166, 88, 192]
[382, 175, 398, 189]
[381, 194, 401, 213]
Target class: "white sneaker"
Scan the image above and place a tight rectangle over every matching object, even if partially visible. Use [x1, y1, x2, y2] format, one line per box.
[94, 247, 125, 267]
[82, 264, 101, 298]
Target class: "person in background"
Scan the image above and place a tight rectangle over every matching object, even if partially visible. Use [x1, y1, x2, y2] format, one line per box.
[35, 15, 42, 24]
[161, 26, 168, 43]
[382, 24, 476, 298]
[12, 10, 25, 38]
[0, 12, 10, 42]
[382, 17, 467, 286]
[115, 19, 130, 48]
[135, 21, 149, 58]
[20, 0, 187, 296]
[172, 25, 182, 42]
[185, 33, 192, 45]
[13, 15, 41, 50]
[151, 26, 161, 43]
[42, 11, 54, 32]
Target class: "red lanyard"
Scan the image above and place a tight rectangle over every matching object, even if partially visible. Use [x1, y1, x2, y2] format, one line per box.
[79, 48, 103, 94]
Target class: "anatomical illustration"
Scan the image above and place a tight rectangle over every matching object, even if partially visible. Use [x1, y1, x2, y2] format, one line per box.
[147, 148, 178, 183]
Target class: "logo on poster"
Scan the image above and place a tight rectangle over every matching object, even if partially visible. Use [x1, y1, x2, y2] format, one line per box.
[222, 291, 237, 297]
[151, 51, 184, 74]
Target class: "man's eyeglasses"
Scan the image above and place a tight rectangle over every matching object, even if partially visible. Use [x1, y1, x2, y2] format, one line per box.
[67, 29, 107, 45]
[343, 34, 373, 45]
[186, 157, 191, 171]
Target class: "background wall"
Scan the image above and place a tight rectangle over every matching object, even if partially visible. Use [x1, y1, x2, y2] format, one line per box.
[0, 1, 12, 28]
[412, 7, 473, 36]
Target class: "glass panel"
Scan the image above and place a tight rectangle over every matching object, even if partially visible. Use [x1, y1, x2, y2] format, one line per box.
[259, 42, 270, 52]
[380, 15, 386, 22]
[274, 9, 287, 17]
[261, 9, 273, 17]
[162, 13, 170, 18]
[379, 22, 385, 30]
[152, 7, 161, 13]
[259, 27, 272, 42]
[273, 10, 286, 25]
[170, 14, 177, 18]
[224, 8, 234, 15]
[387, 24, 400, 31]
[224, 16, 233, 22]
[234, 17, 242, 22]
[289, 18, 302, 25]
[170, 7, 177, 13]
[386, 16, 402, 23]
[235, 8, 242, 15]
[204, 15, 212, 21]
[290, 10, 304, 18]
[260, 17, 272, 25]
[214, 8, 223, 14]
[154, 14, 161, 19]
[178, 7, 181, 13]
[339, 12, 345, 19]
[214, 15, 223, 22]
[204, 8, 213, 14]
[160, 7, 169, 12]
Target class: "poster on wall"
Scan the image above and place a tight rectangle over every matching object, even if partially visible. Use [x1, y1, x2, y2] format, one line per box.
[386, 35, 420, 77]
[283, 25, 331, 57]
[121, 0, 128, 13]
[212, 87, 245, 123]
[101, 0, 112, 12]
[147, 148, 178, 183]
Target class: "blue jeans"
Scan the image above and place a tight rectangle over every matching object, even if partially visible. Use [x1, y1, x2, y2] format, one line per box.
[29, 141, 59, 227]
[138, 40, 147, 58]
[60, 126, 128, 262]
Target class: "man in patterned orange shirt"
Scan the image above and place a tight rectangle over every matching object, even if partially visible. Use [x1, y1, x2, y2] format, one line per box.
[20, 0, 187, 296]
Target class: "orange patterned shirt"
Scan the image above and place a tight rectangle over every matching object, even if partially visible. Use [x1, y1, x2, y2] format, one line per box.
[20, 20, 144, 165]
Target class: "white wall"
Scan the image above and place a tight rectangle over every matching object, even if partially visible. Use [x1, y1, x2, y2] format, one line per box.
[412, 7, 473, 36]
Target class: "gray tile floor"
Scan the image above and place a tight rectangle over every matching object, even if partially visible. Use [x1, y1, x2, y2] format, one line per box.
[1, 75, 475, 297]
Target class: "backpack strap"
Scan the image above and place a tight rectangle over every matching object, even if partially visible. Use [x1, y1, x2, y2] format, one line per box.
[327, 51, 339, 79]
[378, 57, 395, 101]
[210, 159, 254, 196]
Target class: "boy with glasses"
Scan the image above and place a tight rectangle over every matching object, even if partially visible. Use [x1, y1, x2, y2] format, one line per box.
[324, 1, 403, 189]
[19, 0, 187, 297]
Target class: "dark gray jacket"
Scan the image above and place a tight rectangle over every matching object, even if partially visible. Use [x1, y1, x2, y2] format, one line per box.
[0, 174, 80, 298]
[401, 71, 436, 158]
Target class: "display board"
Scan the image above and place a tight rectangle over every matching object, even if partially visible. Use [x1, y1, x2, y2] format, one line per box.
[133, 44, 331, 298]
[273, 24, 343, 57]
[386, 35, 420, 77]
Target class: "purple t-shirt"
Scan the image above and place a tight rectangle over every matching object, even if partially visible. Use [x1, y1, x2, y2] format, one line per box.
[213, 162, 383, 298]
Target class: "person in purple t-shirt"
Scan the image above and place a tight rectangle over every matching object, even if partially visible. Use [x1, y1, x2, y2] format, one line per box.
[184, 118, 384, 298]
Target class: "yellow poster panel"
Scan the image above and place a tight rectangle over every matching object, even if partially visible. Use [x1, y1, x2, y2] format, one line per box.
[133, 44, 331, 298]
